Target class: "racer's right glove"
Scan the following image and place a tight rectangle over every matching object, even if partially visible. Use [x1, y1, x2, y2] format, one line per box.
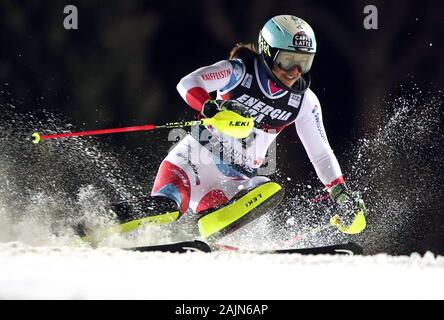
[201, 99, 250, 119]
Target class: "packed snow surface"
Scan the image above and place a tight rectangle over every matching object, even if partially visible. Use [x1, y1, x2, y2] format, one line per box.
[0, 86, 443, 300]
[0, 242, 443, 300]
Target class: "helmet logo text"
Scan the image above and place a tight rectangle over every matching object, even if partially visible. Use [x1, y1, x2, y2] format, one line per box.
[293, 32, 312, 48]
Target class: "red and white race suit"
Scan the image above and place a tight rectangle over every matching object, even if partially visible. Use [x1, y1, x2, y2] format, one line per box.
[151, 55, 343, 214]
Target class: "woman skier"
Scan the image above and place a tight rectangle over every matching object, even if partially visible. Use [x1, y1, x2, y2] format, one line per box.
[120, 15, 366, 241]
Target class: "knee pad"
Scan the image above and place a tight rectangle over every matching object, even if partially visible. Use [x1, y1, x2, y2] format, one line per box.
[197, 181, 284, 240]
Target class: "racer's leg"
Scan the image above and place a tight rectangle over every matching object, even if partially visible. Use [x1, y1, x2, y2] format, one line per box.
[78, 155, 189, 242]
[191, 149, 284, 240]
[113, 133, 283, 241]
[150, 160, 191, 216]
[110, 136, 199, 229]
[150, 135, 225, 215]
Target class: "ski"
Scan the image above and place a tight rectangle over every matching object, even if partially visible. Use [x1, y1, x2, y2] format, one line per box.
[211, 242, 363, 255]
[266, 242, 363, 255]
[127, 241, 362, 255]
[127, 240, 212, 253]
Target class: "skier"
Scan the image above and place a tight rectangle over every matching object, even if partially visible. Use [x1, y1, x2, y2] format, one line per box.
[117, 15, 366, 240]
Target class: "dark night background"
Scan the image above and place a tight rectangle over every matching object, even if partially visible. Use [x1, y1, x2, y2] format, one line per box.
[0, 0, 443, 254]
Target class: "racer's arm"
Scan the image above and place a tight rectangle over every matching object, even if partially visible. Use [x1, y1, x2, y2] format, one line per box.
[176, 60, 244, 112]
[295, 89, 344, 188]
[296, 91, 366, 233]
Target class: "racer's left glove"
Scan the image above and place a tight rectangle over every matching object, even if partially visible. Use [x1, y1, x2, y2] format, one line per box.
[329, 183, 366, 234]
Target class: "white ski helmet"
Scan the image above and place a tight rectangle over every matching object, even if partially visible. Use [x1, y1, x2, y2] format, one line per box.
[258, 15, 316, 91]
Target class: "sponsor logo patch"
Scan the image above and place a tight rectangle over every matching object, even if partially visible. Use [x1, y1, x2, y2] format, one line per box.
[312, 104, 319, 113]
[232, 63, 243, 80]
[236, 93, 293, 124]
[293, 31, 312, 48]
[288, 93, 302, 108]
[201, 69, 231, 81]
[241, 73, 253, 88]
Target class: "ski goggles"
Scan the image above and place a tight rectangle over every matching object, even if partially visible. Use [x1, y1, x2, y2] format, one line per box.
[273, 51, 315, 74]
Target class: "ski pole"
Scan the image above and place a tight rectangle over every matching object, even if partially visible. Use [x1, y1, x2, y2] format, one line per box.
[31, 110, 254, 144]
[31, 121, 194, 144]
[277, 222, 333, 249]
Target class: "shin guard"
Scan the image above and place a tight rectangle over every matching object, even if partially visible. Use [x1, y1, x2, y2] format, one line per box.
[197, 182, 283, 240]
